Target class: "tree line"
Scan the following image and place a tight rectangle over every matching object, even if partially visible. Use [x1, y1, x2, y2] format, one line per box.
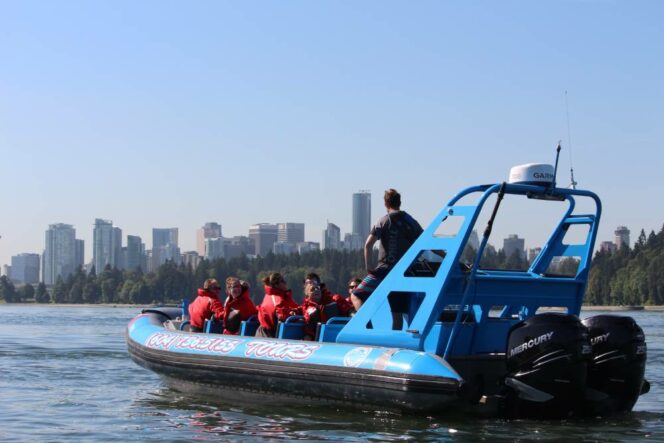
[0, 249, 365, 305]
[1, 226, 663, 306]
[585, 225, 664, 305]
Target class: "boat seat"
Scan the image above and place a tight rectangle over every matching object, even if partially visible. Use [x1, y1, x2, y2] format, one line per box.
[181, 299, 190, 321]
[316, 316, 352, 343]
[204, 318, 224, 334]
[240, 316, 259, 336]
[277, 315, 305, 340]
[179, 320, 191, 332]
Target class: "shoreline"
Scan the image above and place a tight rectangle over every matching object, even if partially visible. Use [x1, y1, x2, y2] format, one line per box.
[1, 302, 662, 311]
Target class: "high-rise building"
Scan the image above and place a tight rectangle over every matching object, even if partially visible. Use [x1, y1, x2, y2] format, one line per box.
[528, 247, 542, 263]
[503, 234, 525, 260]
[197, 222, 222, 256]
[323, 222, 341, 250]
[93, 219, 122, 272]
[343, 232, 363, 251]
[249, 223, 278, 257]
[297, 242, 320, 254]
[75, 239, 85, 270]
[126, 235, 145, 270]
[205, 237, 225, 260]
[600, 241, 617, 253]
[153, 228, 178, 249]
[468, 230, 480, 251]
[352, 190, 371, 242]
[152, 228, 180, 269]
[614, 226, 630, 250]
[10, 253, 40, 284]
[224, 236, 255, 259]
[277, 223, 305, 244]
[43, 223, 77, 285]
[181, 251, 201, 269]
[273, 241, 296, 255]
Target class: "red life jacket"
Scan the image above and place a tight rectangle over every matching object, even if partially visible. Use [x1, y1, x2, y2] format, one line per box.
[257, 285, 300, 333]
[321, 288, 353, 317]
[222, 288, 257, 335]
[188, 288, 225, 329]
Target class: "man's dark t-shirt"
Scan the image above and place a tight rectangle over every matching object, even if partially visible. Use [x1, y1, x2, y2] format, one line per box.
[371, 210, 423, 272]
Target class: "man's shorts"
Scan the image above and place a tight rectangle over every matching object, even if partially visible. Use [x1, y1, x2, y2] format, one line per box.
[352, 268, 389, 302]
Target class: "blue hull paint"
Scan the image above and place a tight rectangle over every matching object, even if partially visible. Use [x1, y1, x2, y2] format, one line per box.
[127, 312, 463, 412]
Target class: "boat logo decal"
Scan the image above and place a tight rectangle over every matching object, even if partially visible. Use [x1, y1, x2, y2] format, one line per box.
[343, 347, 372, 367]
[245, 340, 320, 360]
[508, 331, 554, 357]
[590, 332, 610, 346]
[146, 332, 242, 354]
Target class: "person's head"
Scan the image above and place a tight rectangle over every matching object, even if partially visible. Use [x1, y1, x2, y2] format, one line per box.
[226, 277, 242, 298]
[263, 272, 288, 290]
[384, 188, 401, 210]
[304, 280, 322, 303]
[304, 272, 321, 287]
[347, 277, 362, 294]
[203, 278, 222, 293]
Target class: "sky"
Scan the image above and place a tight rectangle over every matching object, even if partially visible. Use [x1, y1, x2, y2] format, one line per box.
[1, 0, 663, 269]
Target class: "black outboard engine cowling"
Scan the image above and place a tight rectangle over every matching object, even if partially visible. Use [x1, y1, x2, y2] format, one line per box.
[503, 313, 591, 419]
[581, 315, 648, 417]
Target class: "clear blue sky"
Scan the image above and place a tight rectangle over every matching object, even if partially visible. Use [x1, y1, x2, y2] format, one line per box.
[1, 0, 663, 268]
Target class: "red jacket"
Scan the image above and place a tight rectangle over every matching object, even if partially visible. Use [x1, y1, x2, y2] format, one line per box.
[257, 285, 301, 333]
[188, 288, 225, 329]
[321, 288, 353, 317]
[222, 288, 257, 335]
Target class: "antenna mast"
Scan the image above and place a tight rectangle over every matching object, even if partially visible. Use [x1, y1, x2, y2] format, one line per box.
[565, 90, 578, 189]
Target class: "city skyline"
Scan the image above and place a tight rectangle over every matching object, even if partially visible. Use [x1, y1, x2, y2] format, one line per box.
[1, 2, 663, 270]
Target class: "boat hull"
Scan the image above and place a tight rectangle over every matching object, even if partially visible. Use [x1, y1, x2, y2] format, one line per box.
[127, 312, 462, 412]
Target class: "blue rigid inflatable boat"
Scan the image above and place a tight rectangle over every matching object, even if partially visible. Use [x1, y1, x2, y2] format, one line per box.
[127, 162, 648, 417]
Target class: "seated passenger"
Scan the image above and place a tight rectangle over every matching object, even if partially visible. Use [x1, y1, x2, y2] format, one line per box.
[301, 280, 324, 340]
[301, 276, 353, 341]
[304, 272, 353, 318]
[188, 278, 225, 333]
[223, 277, 257, 335]
[346, 278, 362, 313]
[256, 272, 301, 338]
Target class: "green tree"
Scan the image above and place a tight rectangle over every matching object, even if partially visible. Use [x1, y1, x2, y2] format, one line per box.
[35, 282, 50, 303]
[0, 276, 17, 302]
[53, 276, 67, 303]
[21, 283, 35, 301]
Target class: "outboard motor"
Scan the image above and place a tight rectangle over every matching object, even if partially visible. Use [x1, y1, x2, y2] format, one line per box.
[503, 313, 591, 418]
[581, 315, 648, 416]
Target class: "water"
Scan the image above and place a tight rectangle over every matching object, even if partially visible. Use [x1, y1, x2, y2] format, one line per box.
[1, 306, 663, 442]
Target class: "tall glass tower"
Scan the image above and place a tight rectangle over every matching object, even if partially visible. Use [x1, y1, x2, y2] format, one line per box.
[352, 190, 371, 243]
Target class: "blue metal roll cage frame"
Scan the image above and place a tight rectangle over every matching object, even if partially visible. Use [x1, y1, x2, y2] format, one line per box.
[336, 182, 601, 358]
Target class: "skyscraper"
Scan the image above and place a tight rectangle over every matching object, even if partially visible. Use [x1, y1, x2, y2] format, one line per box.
[323, 222, 341, 250]
[43, 223, 77, 285]
[352, 190, 371, 242]
[152, 228, 180, 269]
[249, 223, 278, 257]
[10, 253, 40, 284]
[197, 222, 222, 256]
[93, 219, 122, 272]
[614, 226, 630, 250]
[205, 237, 225, 260]
[126, 235, 145, 270]
[277, 223, 305, 244]
[503, 234, 525, 260]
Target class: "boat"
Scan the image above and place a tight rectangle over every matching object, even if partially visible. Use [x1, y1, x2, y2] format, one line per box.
[127, 160, 649, 418]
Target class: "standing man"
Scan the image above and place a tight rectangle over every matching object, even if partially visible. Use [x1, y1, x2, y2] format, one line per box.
[351, 188, 423, 312]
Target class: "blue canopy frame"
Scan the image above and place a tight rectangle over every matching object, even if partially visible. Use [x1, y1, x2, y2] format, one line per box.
[336, 182, 601, 358]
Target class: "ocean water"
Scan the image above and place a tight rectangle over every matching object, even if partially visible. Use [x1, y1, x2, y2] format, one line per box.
[0, 305, 662, 442]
